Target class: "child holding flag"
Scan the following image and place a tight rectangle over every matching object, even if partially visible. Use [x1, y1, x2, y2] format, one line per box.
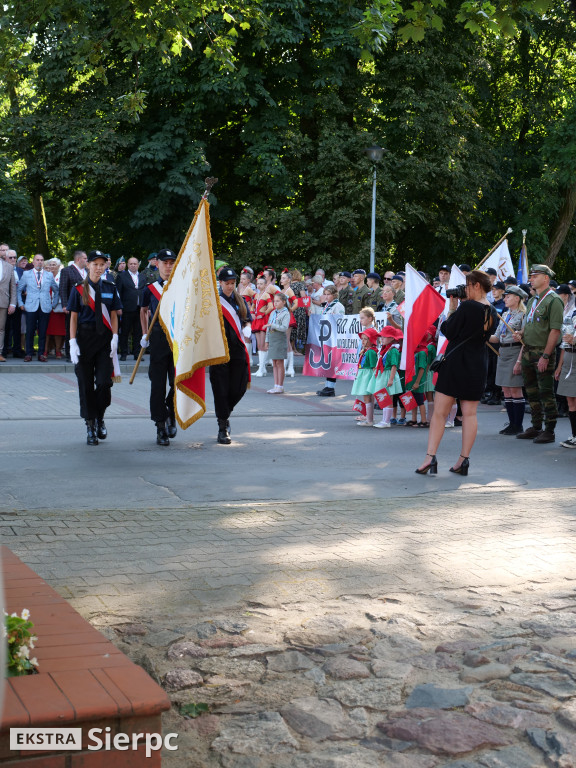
[405, 339, 429, 427]
[371, 326, 403, 428]
[351, 327, 379, 427]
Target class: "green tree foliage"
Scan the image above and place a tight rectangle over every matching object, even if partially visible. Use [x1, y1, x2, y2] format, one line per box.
[1, 0, 575, 276]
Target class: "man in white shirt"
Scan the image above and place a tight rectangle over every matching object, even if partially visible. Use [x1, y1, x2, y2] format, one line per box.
[315, 268, 334, 287]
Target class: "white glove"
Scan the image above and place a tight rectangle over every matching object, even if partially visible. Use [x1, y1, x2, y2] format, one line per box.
[140, 334, 150, 348]
[110, 333, 118, 358]
[243, 323, 252, 339]
[70, 338, 80, 365]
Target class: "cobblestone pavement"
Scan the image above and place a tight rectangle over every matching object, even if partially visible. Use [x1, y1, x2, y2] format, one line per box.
[4, 488, 576, 767]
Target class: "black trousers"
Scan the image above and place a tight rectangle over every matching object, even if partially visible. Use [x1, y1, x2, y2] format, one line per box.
[148, 328, 175, 422]
[4, 307, 23, 354]
[209, 358, 249, 422]
[25, 309, 51, 357]
[75, 324, 113, 420]
[119, 310, 140, 355]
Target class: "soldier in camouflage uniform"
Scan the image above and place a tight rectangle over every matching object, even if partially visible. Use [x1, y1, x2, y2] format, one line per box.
[364, 272, 382, 312]
[141, 253, 159, 285]
[514, 264, 564, 444]
[339, 269, 372, 315]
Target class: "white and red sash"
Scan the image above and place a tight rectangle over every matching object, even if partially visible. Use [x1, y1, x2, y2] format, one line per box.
[76, 284, 121, 380]
[148, 281, 163, 303]
[219, 295, 251, 383]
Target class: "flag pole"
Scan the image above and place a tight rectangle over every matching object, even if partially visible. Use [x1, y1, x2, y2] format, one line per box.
[476, 227, 513, 270]
[522, 229, 527, 245]
[129, 301, 162, 385]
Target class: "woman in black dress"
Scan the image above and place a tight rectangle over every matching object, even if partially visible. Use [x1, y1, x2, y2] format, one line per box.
[416, 270, 497, 476]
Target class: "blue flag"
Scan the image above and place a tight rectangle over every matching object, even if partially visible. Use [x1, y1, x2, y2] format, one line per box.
[517, 243, 528, 285]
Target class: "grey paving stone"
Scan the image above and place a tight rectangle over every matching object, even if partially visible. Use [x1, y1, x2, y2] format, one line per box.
[211, 711, 298, 755]
[267, 651, 315, 673]
[510, 671, 576, 700]
[280, 697, 365, 741]
[406, 684, 472, 710]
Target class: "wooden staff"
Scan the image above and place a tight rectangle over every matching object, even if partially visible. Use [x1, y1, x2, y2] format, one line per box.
[476, 227, 513, 270]
[129, 300, 162, 385]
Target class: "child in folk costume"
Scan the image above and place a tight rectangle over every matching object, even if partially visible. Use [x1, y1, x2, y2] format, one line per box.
[265, 292, 291, 393]
[423, 325, 438, 424]
[371, 326, 403, 428]
[252, 274, 273, 376]
[405, 337, 430, 427]
[355, 307, 377, 421]
[351, 327, 380, 427]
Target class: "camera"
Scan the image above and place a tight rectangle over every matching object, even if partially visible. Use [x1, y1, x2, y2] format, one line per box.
[446, 284, 467, 300]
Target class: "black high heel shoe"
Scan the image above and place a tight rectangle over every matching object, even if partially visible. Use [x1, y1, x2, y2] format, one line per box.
[415, 454, 437, 475]
[449, 455, 469, 476]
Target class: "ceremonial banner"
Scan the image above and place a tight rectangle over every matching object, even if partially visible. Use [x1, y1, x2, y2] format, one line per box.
[303, 312, 388, 380]
[480, 239, 515, 281]
[517, 240, 529, 285]
[158, 199, 229, 428]
[400, 264, 446, 383]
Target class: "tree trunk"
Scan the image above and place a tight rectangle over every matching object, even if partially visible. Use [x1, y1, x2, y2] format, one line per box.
[32, 192, 50, 258]
[546, 180, 576, 267]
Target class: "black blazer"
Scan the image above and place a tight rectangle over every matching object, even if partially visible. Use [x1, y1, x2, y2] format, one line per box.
[59, 264, 86, 306]
[115, 270, 146, 312]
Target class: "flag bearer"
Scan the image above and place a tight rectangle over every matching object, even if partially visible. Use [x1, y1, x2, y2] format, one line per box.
[209, 267, 252, 444]
[140, 249, 178, 446]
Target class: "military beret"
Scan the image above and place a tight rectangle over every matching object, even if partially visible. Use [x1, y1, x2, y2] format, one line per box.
[219, 267, 238, 281]
[392, 274, 404, 282]
[339, 271, 352, 278]
[529, 263, 555, 278]
[115, 257, 125, 268]
[147, 252, 158, 261]
[367, 272, 381, 281]
[505, 285, 528, 300]
[485, 267, 498, 276]
[156, 249, 177, 261]
[504, 276, 517, 285]
[352, 269, 366, 276]
[87, 250, 107, 262]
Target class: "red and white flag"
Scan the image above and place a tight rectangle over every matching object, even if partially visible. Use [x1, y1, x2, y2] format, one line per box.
[374, 389, 393, 408]
[353, 399, 367, 415]
[400, 264, 446, 382]
[436, 264, 466, 359]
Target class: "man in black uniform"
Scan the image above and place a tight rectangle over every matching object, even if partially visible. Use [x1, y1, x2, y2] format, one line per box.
[209, 267, 251, 445]
[116, 256, 145, 359]
[140, 249, 178, 446]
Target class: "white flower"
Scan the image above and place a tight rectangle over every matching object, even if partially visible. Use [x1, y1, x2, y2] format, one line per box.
[29, 636, 37, 649]
[2, 625, 7, 639]
[11, 613, 17, 618]
[16, 645, 30, 659]
[21, 609, 30, 621]
[30, 657, 39, 667]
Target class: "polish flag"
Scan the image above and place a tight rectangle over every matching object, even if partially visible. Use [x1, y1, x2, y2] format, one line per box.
[400, 264, 446, 382]
[436, 264, 466, 358]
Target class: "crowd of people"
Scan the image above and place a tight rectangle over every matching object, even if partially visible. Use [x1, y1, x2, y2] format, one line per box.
[2, 242, 576, 463]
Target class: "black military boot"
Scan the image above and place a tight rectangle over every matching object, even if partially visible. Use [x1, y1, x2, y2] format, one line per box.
[86, 420, 99, 446]
[155, 421, 170, 446]
[96, 418, 107, 440]
[217, 419, 231, 444]
[166, 414, 177, 438]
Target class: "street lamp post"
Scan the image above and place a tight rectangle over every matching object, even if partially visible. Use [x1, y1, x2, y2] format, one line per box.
[365, 144, 384, 274]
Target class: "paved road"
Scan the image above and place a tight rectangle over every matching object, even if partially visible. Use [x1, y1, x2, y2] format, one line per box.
[1, 370, 575, 511]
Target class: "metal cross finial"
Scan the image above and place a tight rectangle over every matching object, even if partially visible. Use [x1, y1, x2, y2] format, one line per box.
[202, 177, 218, 199]
[522, 229, 527, 243]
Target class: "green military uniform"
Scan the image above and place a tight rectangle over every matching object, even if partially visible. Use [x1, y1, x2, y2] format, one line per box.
[339, 284, 372, 315]
[364, 287, 381, 312]
[521, 268, 564, 433]
[142, 265, 159, 285]
[394, 289, 405, 304]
